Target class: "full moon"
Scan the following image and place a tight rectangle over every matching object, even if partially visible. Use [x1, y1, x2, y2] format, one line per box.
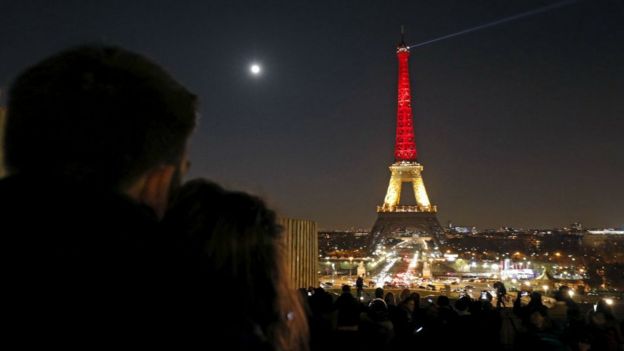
[250, 63, 261, 75]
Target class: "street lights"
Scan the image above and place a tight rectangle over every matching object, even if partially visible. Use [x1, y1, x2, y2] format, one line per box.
[349, 257, 354, 279]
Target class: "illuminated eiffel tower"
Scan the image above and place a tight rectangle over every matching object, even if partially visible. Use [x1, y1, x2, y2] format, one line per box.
[369, 30, 443, 252]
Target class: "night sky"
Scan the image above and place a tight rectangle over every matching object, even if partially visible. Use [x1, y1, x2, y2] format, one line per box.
[1, 0, 622, 230]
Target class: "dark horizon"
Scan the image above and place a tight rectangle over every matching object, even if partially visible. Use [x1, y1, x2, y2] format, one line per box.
[1, 0, 622, 229]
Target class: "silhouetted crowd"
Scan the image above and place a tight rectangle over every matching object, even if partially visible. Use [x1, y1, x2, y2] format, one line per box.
[302, 284, 623, 351]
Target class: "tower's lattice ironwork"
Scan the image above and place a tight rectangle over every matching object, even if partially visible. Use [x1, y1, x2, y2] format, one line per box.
[369, 32, 443, 251]
[394, 44, 417, 162]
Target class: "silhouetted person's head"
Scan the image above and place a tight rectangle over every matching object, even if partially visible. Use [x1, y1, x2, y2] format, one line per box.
[374, 287, 384, 299]
[399, 288, 410, 302]
[554, 285, 572, 302]
[384, 292, 396, 306]
[481, 290, 493, 302]
[437, 295, 450, 307]
[529, 291, 542, 304]
[4, 45, 197, 216]
[596, 298, 615, 318]
[409, 292, 420, 307]
[401, 297, 416, 312]
[163, 179, 308, 351]
[368, 299, 389, 322]
[342, 284, 351, 294]
[455, 295, 471, 312]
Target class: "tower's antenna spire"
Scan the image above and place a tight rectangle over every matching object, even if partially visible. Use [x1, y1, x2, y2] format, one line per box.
[400, 25, 406, 46]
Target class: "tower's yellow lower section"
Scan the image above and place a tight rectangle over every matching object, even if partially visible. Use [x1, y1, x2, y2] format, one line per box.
[378, 161, 436, 213]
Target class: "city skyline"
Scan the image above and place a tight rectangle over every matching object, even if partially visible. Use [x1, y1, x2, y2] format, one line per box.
[1, 1, 622, 229]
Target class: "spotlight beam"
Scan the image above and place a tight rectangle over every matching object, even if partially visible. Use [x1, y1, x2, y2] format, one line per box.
[408, 0, 580, 49]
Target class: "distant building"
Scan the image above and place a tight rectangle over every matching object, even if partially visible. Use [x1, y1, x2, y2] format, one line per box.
[449, 225, 477, 235]
[318, 230, 369, 256]
[280, 218, 318, 289]
[587, 228, 624, 235]
[584, 229, 624, 264]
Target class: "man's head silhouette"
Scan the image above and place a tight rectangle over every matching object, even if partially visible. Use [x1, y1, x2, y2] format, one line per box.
[4, 45, 197, 216]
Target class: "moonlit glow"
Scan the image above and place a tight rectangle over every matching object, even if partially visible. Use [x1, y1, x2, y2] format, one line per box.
[250, 63, 261, 75]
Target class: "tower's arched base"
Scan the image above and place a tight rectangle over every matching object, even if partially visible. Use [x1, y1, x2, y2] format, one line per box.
[369, 211, 444, 252]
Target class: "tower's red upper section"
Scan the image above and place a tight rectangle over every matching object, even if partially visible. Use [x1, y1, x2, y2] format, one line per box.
[394, 43, 418, 162]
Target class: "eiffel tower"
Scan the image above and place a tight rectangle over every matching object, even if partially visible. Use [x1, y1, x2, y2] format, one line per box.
[369, 29, 444, 252]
